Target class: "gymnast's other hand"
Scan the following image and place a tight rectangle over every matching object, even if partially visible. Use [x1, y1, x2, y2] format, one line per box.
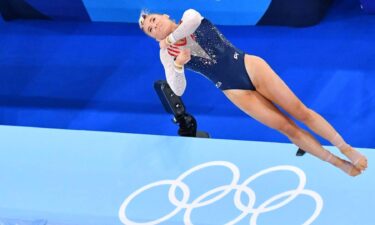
[175, 49, 191, 65]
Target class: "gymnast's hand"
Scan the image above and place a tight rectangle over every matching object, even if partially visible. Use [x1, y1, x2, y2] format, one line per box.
[175, 49, 191, 66]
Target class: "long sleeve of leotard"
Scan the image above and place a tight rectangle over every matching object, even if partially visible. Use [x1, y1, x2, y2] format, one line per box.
[167, 9, 204, 43]
[160, 48, 187, 96]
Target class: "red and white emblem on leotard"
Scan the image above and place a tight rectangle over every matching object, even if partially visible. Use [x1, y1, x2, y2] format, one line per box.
[167, 27, 196, 57]
[167, 34, 196, 57]
[167, 38, 187, 57]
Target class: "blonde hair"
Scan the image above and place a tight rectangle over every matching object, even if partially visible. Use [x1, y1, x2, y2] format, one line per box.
[138, 9, 149, 30]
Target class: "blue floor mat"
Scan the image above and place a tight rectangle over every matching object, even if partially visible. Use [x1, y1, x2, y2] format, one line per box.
[0, 125, 374, 225]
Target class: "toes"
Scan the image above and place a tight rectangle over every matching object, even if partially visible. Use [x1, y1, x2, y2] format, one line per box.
[354, 163, 365, 171]
[356, 158, 368, 171]
[346, 149, 368, 170]
[359, 160, 366, 167]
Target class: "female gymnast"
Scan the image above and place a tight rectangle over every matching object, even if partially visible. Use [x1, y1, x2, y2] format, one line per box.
[139, 9, 368, 176]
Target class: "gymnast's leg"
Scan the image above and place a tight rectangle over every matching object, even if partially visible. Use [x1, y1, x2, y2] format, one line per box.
[244, 55, 367, 171]
[223, 89, 361, 176]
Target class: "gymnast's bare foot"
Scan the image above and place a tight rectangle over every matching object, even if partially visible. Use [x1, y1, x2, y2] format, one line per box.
[340, 146, 368, 171]
[329, 155, 362, 176]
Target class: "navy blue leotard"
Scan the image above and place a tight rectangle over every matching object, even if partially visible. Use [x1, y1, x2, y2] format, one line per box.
[185, 19, 255, 91]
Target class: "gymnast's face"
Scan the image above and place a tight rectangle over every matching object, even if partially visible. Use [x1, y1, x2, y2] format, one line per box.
[141, 14, 174, 41]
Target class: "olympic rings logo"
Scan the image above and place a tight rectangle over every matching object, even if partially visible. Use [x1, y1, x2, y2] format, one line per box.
[118, 161, 323, 225]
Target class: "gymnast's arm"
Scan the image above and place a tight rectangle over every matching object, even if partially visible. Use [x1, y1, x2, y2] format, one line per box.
[160, 48, 187, 96]
[166, 9, 204, 44]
